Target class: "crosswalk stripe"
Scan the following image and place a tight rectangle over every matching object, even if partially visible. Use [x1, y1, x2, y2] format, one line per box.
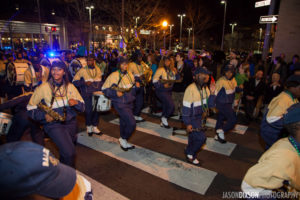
[77, 171, 130, 200]
[141, 107, 248, 135]
[110, 119, 236, 156]
[77, 132, 217, 195]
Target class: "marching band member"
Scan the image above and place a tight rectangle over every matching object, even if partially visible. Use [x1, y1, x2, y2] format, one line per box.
[73, 54, 103, 136]
[182, 67, 216, 166]
[128, 51, 146, 122]
[0, 92, 44, 145]
[153, 56, 180, 128]
[102, 57, 136, 151]
[260, 75, 300, 149]
[24, 53, 49, 92]
[242, 103, 300, 199]
[14, 51, 31, 64]
[27, 61, 85, 167]
[214, 64, 243, 143]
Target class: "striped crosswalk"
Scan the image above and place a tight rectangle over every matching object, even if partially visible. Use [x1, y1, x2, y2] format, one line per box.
[69, 111, 261, 199]
[110, 118, 236, 156]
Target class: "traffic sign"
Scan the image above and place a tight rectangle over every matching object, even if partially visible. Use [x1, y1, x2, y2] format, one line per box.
[259, 15, 278, 24]
[255, 0, 271, 8]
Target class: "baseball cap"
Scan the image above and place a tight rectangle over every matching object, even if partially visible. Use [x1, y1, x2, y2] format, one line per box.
[0, 142, 76, 199]
[194, 67, 212, 75]
[284, 103, 300, 125]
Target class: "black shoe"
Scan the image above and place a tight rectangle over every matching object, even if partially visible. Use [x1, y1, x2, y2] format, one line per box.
[88, 132, 93, 137]
[214, 134, 227, 144]
[136, 119, 145, 123]
[93, 131, 103, 136]
[160, 122, 170, 129]
[120, 146, 128, 151]
[127, 145, 135, 150]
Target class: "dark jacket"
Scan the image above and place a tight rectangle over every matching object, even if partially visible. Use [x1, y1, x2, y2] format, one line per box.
[173, 62, 193, 93]
[243, 77, 266, 102]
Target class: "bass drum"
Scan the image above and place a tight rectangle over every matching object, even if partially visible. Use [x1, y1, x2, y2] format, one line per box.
[69, 57, 87, 77]
[40, 58, 61, 67]
[0, 112, 12, 135]
[6, 62, 29, 86]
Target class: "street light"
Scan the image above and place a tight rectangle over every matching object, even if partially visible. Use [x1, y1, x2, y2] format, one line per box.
[168, 24, 174, 50]
[162, 20, 168, 48]
[187, 27, 192, 49]
[177, 14, 186, 44]
[51, 9, 55, 16]
[86, 5, 94, 53]
[134, 16, 140, 28]
[220, 0, 227, 51]
[229, 23, 237, 34]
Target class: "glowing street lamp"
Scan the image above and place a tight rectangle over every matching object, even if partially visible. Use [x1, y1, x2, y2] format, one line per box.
[86, 5, 94, 53]
[220, 0, 227, 51]
[177, 14, 186, 44]
[229, 22, 237, 34]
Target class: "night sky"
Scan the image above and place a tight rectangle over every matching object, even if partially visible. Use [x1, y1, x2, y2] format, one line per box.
[0, 0, 276, 38]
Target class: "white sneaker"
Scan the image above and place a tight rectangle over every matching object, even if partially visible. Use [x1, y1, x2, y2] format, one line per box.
[119, 138, 128, 149]
[92, 126, 101, 134]
[192, 158, 200, 165]
[87, 126, 93, 136]
[126, 142, 135, 149]
[134, 116, 145, 122]
[87, 126, 92, 133]
[187, 154, 193, 160]
[161, 117, 168, 126]
[216, 129, 225, 140]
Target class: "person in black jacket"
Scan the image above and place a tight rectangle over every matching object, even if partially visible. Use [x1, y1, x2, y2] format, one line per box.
[243, 70, 266, 122]
[0, 92, 44, 145]
[172, 52, 193, 117]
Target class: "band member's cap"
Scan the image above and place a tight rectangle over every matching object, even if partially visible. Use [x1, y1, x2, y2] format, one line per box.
[286, 75, 300, 84]
[51, 61, 66, 69]
[194, 67, 212, 75]
[284, 103, 300, 125]
[0, 142, 76, 199]
[224, 64, 235, 72]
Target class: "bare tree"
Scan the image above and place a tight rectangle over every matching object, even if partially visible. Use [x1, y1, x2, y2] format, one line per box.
[185, 0, 215, 49]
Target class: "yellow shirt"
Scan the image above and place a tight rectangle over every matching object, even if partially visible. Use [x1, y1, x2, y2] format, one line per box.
[102, 70, 135, 90]
[243, 137, 300, 191]
[267, 92, 299, 123]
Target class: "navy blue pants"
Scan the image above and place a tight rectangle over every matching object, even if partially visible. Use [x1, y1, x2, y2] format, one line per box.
[84, 95, 100, 126]
[44, 119, 77, 167]
[216, 103, 237, 132]
[7, 111, 44, 145]
[133, 86, 144, 116]
[113, 102, 136, 140]
[156, 90, 174, 118]
[260, 115, 282, 150]
[185, 131, 207, 158]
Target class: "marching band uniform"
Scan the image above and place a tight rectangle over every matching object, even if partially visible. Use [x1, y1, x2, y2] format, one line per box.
[0, 92, 44, 145]
[73, 56, 103, 136]
[128, 58, 146, 122]
[214, 66, 242, 143]
[242, 103, 300, 199]
[261, 90, 299, 149]
[182, 68, 216, 165]
[27, 62, 85, 167]
[102, 59, 136, 151]
[153, 59, 180, 128]
[24, 64, 49, 91]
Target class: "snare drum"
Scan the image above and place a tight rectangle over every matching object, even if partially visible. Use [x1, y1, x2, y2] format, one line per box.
[0, 112, 13, 135]
[92, 93, 111, 112]
[6, 62, 30, 86]
[69, 58, 87, 77]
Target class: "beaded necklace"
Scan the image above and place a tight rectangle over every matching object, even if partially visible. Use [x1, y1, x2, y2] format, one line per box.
[86, 66, 98, 79]
[288, 136, 300, 157]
